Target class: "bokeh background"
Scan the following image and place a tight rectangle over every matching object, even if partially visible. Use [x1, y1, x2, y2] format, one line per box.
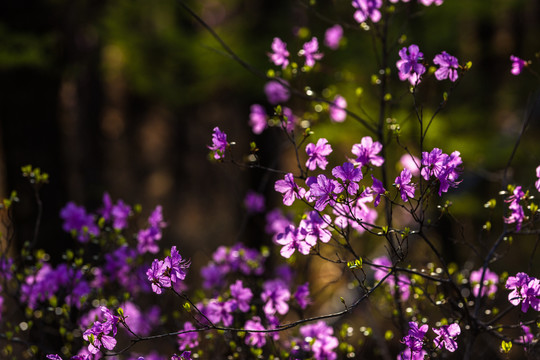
[0, 0, 539, 290]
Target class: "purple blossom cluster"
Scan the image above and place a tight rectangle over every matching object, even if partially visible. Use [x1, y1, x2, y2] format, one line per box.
[421, 148, 462, 195]
[399, 321, 460, 358]
[60, 202, 100, 242]
[207, 127, 229, 160]
[82, 306, 120, 354]
[146, 246, 190, 294]
[506, 272, 540, 312]
[396, 44, 460, 85]
[504, 186, 526, 231]
[469, 267, 499, 298]
[293, 321, 339, 360]
[372, 256, 411, 301]
[268, 36, 324, 69]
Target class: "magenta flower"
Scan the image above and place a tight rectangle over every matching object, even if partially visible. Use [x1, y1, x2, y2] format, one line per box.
[397, 348, 427, 360]
[332, 162, 363, 195]
[351, 136, 384, 167]
[395, 168, 416, 202]
[329, 95, 347, 122]
[433, 51, 459, 81]
[206, 299, 235, 326]
[506, 272, 540, 312]
[352, 0, 382, 23]
[419, 0, 443, 5]
[261, 279, 290, 316]
[177, 322, 199, 351]
[536, 165, 540, 192]
[504, 186, 526, 231]
[249, 104, 268, 134]
[164, 246, 190, 284]
[229, 280, 253, 312]
[510, 55, 527, 75]
[299, 322, 339, 360]
[274, 173, 305, 206]
[396, 44, 426, 85]
[305, 138, 333, 171]
[324, 25, 343, 50]
[244, 190, 265, 214]
[264, 80, 290, 104]
[244, 317, 267, 348]
[367, 175, 386, 207]
[146, 259, 170, 294]
[268, 37, 290, 69]
[402, 321, 428, 352]
[307, 174, 342, 211]
[519, 324, 534, 349]
[299, 210, 332, 245]
[470, 267, 499, 297]
[300, 37, 323, 67]
[433, 323, 461, 352]
[207, 127, 228, 160]
[60, 202, 99, 242]
[294, 282, 311, 309]
[276, 224, 311, 258]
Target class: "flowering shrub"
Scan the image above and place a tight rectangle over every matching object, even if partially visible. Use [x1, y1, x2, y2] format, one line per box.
[1, 1, 540, 360]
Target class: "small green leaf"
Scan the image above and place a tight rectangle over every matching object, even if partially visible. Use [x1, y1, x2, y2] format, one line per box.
[501, 340, 512, 353]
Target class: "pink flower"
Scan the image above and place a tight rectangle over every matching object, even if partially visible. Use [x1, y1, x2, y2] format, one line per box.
[305, 138, 333, 170]
[324, 25, 343, 50]
[249, 104, 267, 134]
[329, 95, 347, 122]
[300, 37, 323, 67]
[268, 37, 290, 69]
[510, 55, 527, 75]
[433, 323, 461, 352]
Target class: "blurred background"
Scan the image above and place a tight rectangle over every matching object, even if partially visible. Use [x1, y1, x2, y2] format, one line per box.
[0, 0, 539, 273]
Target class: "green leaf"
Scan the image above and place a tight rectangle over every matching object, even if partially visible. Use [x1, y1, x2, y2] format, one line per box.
[501, 340, 512, 353]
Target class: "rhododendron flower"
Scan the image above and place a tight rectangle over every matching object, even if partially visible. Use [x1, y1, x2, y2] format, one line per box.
[419, 0, 444, 5]
[299, 210, 332, 244]
[299, 321, 339, 360]
[329, 95, 347, 122]
[264, 80, 290, 104]
[332, 162, 363, 195]
[300, 37, 323, 67]
[397, 348, 427, 360]
[395, 168, 416, 202]
[396, 44, 426, 85]
[510, 55, 527, 75]
[470, 267, 499, 297]
[268, 37, 289, 69]
[244, 317, 267, 348]
[60, 202, 99, 242]
[206, 299, 235, 326]
[261, 279, 290, 316]
[433, 323, 461, 352]
[249, 104, 267, 134]
[276, 224, 311, 258]
[305, 138, 333, 171]
[433, 51, 459, 81]
[351, 136, 384, 167]
[535, 165, 540, 192]
[207, 127, 228, 160]
[504, 186, 526, 231]
[177, 322, 199, 351]
[229, 280, 253, 312]
[352, 0, 382, 23]
[307, 174, 342, 211]
[294, 282, 311, 309]
[244, 190, 265, 214]
[400, 154, 421, 176]
[324, 25, 343, 50]
[275, 173, 305, 206]
[506, 272, 540, 312]
[402, 321, 428, 352]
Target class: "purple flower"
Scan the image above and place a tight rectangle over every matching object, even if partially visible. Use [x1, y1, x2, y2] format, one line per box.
[207, 127, 228, 160]
[332, 194, 378, 233]
[419, 0, 444, 5]
[264, 80, 290, 104]
[402, 321, 428, 352]
[244, 190, 265, 214]
[332, 162, 363, 195]
[294, 282, 311, 309]
[368, 175, 386, 207]
[421, 148, 462, 195]
[276, 225, 311, 258]
[352, 0, 382, 23]
[329, 95, 347, 122]
[504, 186, 526, 231]
[229, 280, 253, 312]
[268, 37, 290, 69]
[510, 55, 527, 75]
[397, 348, 427, 360]
[249, 104, 268, 134]
[244, 317, 267, 348]
[396, 44, 426, 85]
[261, 279, 290, 316]
[299, 210, 332, 245]
[300, 37, 323, 67]
[137, 206, 167, 254]
[206, 299, 235, 326]
[433, 323, 461, 352]
[470, 267, 499, 297]
[536, 165, 540, 192]
[395, 168, 416, 202]
[433, 51, 459, 81]
[307, 174, 342, 211]
[146, 259, 170, 294]
[177, 322, 199, 351]
[121, 302, 160, 337]
[60, 202, 99, 242]
[299, 322, 339, 360]
[165, 246, 190, 284]
[351, 136, 384, 167]
[306, 138, 333, 171]
[275, 173, 305, 206]
[519, 324, 534, 349]
[265, 208, 293, 243]
[324, 25, 343, 50]
[506, 272, 540, 312]
[82, 307, 119, 354]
